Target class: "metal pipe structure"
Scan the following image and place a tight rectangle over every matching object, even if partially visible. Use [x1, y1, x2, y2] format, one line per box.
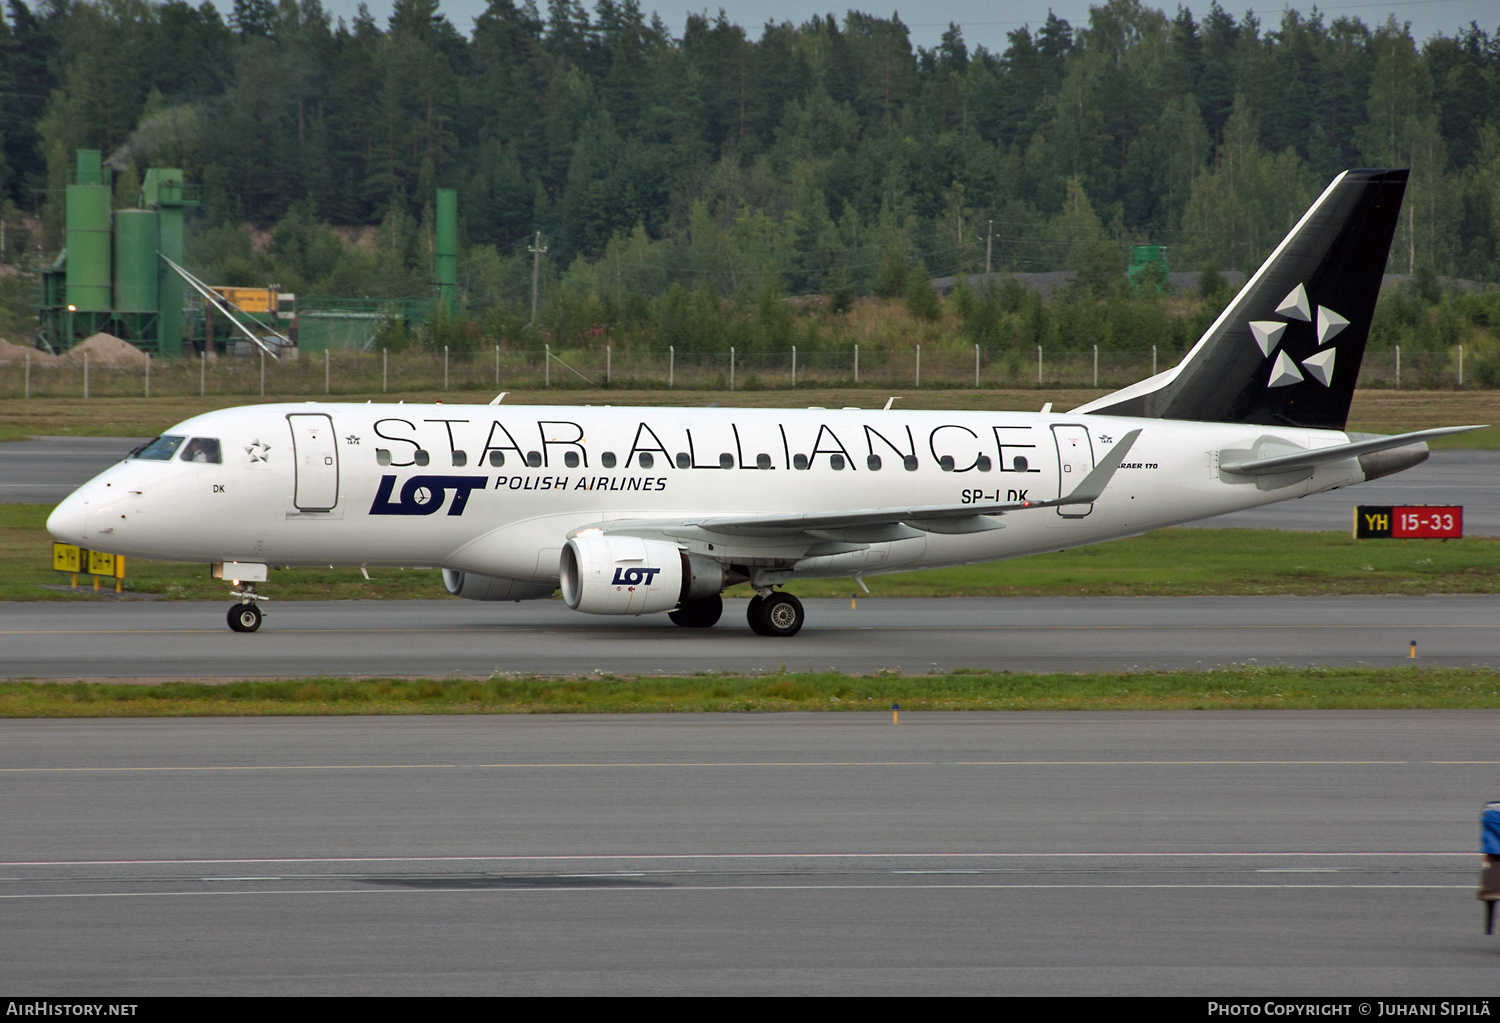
[160, 255, 283, 358]
[435, 189, 457, 316]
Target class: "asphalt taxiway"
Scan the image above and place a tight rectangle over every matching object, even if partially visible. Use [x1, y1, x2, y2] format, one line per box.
[1, 712, 1494, 995]
[0, 435, 144, 504]
[3, 595, 1498, 677]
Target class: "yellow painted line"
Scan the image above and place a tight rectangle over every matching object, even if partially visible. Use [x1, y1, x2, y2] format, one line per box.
[0, 759, 1417, 774]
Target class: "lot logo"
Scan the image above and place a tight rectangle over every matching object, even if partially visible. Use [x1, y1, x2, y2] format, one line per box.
[369, 475, 487, 516]
[612, 567, 662, 586]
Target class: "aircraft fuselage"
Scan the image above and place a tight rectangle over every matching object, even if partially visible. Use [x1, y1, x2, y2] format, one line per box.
[48, 401, 1365, 583]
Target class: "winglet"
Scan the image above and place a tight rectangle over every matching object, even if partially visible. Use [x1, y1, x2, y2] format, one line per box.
[1060, 429, 1141, 505]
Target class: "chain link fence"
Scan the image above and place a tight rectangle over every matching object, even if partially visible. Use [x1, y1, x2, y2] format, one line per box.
[0, 343, 1474, 399]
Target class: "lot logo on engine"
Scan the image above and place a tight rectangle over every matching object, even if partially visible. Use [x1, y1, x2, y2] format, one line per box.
[612, 567, 662, 586]
[369, 475, 487, 516]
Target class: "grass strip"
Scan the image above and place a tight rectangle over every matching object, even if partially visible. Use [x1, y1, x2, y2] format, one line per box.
[3, 666, 1499, 717]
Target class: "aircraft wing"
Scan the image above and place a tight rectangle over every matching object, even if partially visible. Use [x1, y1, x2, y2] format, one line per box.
[570, 430, 1140, 547]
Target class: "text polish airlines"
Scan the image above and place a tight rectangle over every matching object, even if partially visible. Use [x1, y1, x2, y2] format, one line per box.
[47, 169, 1479, 635]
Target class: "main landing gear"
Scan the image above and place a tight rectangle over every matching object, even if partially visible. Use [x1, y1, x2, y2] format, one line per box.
[669, 591, 806, 635]
[226, 582, 267, 633]
[669, 594, 723, 628]
[747, 591, 804, 637]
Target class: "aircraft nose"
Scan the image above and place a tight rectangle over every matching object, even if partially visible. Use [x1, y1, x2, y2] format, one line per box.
[47, 491, 87, 545]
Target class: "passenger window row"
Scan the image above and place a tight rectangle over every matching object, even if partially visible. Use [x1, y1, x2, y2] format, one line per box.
[372, 448, 1008, 472]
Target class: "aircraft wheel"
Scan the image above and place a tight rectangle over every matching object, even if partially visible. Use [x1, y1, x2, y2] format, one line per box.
[746, 594, 769, 635]
[751, 592, 804, 637]
[228, 602, 263, 633]
[669, 594, 723, 628]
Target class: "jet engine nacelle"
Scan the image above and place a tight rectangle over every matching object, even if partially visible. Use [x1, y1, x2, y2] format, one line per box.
[443, 569, 556, 602]
[560, 534, 690, 615]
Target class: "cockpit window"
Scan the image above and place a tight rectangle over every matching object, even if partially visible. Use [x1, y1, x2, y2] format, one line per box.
[132, 435, 185, 461]
[179, 438, 222, 464]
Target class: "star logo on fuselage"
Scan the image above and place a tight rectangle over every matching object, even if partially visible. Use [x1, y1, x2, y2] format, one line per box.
[245, 439, 271, 462]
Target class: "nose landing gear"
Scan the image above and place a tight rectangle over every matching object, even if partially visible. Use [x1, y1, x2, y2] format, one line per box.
[228, 602, 262, 632]
[226, 582, 267, 633]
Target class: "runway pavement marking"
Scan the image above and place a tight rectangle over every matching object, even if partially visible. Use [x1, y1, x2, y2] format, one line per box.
[0, 759, 1421, 773]
[0, 883, 1475, 901]
[0, 852, 1472, 867]
[4, 622, 1500, 636]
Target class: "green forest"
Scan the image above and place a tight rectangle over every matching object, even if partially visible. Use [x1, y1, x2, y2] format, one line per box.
[1, 0, 1498, 367]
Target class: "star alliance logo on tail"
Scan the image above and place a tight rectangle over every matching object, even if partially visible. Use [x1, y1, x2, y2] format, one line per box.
[1250, 282, 1348, 389]
[369, 475, 487, 516]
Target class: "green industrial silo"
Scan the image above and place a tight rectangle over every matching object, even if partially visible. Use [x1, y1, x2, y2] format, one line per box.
[65, 152, 112, 315]
[113, 208, 159, 346]
[113, 209, 158, 312]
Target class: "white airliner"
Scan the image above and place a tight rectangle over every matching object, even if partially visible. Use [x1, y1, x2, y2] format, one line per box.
[47, 168, 1478, 635]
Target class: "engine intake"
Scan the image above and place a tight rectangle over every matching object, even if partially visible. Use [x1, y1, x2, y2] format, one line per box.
[443, 569, 555, 602]
[561, 534, 711, 615]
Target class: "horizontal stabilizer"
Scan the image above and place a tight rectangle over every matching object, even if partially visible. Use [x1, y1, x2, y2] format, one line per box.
[1218, 425, 1483, 476]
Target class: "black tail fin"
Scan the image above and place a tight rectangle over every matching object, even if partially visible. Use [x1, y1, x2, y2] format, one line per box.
[1076, 169, 1407, 430]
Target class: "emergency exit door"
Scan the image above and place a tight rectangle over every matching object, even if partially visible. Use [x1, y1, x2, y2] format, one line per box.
[1052, 424, 1095, 517]
[288, 413, 339, 511]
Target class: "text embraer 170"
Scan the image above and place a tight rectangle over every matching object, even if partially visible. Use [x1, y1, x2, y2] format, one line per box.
[48, 169, 1480, 635]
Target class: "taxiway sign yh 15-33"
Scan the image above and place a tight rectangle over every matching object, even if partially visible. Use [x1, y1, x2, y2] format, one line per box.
[47, 169, 1480, 635]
